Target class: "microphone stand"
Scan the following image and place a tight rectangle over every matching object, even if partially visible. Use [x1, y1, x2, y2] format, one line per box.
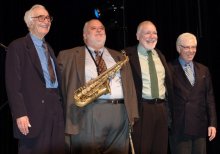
[0, 42, 7, 50]
[121, 0, 127, 49]
[0, 101, 8, 111]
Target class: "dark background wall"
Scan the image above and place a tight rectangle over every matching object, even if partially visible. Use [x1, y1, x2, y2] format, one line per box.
[0, 0, 220, 153]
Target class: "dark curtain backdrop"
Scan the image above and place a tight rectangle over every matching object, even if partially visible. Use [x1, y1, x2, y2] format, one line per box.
[1, 0, 219, 153]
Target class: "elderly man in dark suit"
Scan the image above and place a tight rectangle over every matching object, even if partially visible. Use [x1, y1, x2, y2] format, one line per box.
[57, 19, 139, 154]
[5, 4, 65, 154]
[168, 32, 217, 154]
[124, 20, 173, 154]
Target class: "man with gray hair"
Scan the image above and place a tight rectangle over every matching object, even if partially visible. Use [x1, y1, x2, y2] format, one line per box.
[168, 32, 217, 154]
[124, 20, 173, 154]
[57, 19, 138, 154]
[5, 4, 65, 154]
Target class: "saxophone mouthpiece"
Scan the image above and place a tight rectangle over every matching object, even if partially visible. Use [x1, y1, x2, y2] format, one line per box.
[121, 50, 126, 55]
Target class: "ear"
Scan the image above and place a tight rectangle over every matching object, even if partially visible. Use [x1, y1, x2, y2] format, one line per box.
[136, 33, 139, 41]
[27, 20, 34, 28]
[176, 46, 181, 53]
[83, 33, 87, 40]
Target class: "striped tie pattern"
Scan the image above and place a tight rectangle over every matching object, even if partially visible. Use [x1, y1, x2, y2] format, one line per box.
[184, 64, 195, 86]
[95, 51, 107, 75]
[42, 41, 56, 83]
[94, 50, 110, 88]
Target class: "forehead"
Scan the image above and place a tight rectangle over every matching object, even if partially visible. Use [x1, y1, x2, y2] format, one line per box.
[32, 7, 49, 16]
[181, 38, 197, 45]
[141, 23, 156, 31]
[88, 20, 104, 27]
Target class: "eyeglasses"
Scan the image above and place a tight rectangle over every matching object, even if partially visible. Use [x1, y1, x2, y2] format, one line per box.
[179, 45, 196, 50]
[31, 15, 53, 22]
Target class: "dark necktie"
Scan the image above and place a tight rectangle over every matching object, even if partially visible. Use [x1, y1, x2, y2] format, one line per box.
[94, 50, 110, 89]
[42, 41, 56, 83]
[148, 50, 159, 98]
[94, 50, 107, 75]
[184, 64, 195, 86]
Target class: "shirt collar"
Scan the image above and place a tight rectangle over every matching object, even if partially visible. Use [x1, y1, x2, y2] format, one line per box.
[30, 33, 44, 47]
[178, 57, 193, 67]
[137, 43, 155, 56]
[86, 46, 105, 55]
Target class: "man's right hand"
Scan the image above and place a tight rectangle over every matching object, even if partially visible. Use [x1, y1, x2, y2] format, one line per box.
[16, 116, 31, 135]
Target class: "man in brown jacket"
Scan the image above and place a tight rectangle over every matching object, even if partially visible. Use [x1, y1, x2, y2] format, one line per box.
[57, 19, 139, 154]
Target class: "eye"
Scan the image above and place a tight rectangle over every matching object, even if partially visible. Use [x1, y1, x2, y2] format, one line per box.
[179, 45, 196, 50]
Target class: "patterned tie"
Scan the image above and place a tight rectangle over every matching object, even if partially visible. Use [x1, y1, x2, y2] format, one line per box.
[42, 41, 56, 83]
[94, 50, 107, 75]
[94, 50, 110, 90]
[184, 64, 195, 86]
[148, 50, 159, 98]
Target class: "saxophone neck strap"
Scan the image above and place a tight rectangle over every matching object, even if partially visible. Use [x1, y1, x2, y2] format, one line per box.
[85, 45, 105, 75]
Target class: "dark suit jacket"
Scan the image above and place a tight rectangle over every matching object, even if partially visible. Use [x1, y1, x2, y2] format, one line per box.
[168, 59, 217, 137]
[57, 46, 139, 135]
[5, 34, 62, 138]
[124, 46, 173, 116]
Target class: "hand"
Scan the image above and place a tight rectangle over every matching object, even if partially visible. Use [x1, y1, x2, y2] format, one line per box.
[16, 116, 31, 135]
[208, 126, 216, 141]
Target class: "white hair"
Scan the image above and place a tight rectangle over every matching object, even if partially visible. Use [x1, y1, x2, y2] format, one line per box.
[176, 32, 197, 53]
[82, 19, 104, 42]
[24, 4, 46, 29]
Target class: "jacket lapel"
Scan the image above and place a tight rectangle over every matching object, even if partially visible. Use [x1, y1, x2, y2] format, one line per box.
[129, 47, 143, 94]
[76, 46, 86, 85]
[25, 34, 45, 84]
[175, 60, 194, 88]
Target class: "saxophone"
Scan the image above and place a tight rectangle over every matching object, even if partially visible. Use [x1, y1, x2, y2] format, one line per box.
[74, 51, 129, 107]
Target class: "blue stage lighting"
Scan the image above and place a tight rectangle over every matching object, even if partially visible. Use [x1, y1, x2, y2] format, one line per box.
[94, 8, 101, 19]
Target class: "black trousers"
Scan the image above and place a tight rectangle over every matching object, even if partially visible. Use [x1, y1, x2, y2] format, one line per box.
[18, 90, 65, 154]
[169, 134, 206, 154]
[131, 102, 168, 154]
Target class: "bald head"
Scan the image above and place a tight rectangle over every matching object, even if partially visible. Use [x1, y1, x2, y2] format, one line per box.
[83, 19, 106, 50]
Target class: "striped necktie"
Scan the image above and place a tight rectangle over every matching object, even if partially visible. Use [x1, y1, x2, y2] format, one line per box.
[94, 50, 110, 89]
[94, 50, 107, 75]
[42, 41, 56, 83]
[184, 64, 195, 86]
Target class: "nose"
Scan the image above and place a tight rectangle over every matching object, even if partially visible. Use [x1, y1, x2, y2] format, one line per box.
[96, 28, 101, 32]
